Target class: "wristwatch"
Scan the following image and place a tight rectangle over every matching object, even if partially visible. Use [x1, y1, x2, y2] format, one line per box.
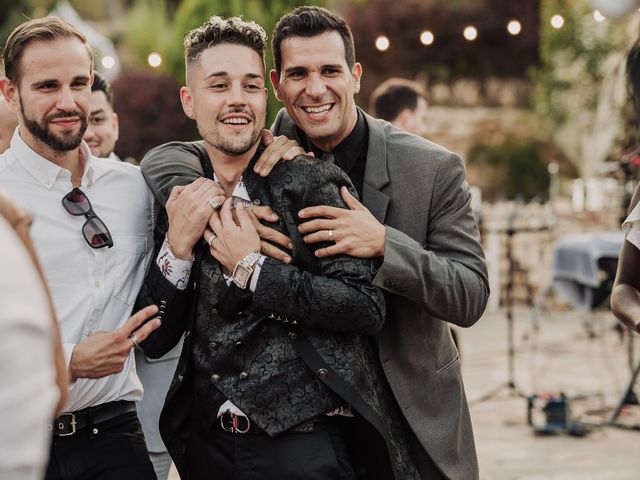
[231, 251, 262, 289]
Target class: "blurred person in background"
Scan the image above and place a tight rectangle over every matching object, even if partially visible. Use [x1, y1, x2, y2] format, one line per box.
[84, 70, 178, 480]
[0, 17, 160, 479]
[369, 78, 428, 137]
[0, 95, 18, 152]
[0, 192, 65, 480]
[83, 71, 119, 160]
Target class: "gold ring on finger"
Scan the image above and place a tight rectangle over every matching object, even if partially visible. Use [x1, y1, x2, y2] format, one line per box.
[207, 233, 217, 247]
[328, 229, 334, 242]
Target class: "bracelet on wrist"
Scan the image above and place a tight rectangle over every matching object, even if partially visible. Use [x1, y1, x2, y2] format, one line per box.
[166, 237, 194, 261]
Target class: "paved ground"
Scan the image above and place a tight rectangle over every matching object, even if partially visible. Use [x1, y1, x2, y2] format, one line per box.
[169, 305, 640, 479]
[462, 305, 640, 479]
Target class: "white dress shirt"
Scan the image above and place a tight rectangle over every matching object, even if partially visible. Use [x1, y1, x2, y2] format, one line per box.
[0, 215, 58, 480]
[0, 129, 153, 411]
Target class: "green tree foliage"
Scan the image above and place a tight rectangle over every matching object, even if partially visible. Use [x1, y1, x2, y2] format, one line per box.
[124, 0, 323, 123]
[530, 0, 635, 177]
[123, 0, 172, 66]
[467, 140, 550, 201]
[532, 0, 615, 126]
[0, 0, 112, 48]
[0, 0, 38, 49]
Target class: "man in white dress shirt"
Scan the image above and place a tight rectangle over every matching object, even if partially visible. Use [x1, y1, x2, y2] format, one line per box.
[0, 17, 160, 480]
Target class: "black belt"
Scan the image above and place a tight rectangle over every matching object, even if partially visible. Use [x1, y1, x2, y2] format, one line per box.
[218, 410, 347, 435]
[49, 400, 137, 437]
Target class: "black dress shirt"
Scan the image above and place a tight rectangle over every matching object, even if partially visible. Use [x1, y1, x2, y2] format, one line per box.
[297, 109, 368, 198]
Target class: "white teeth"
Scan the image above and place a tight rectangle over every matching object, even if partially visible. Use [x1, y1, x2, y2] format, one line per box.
[304, 104, 332, 114]
[222, 118, 249, 125]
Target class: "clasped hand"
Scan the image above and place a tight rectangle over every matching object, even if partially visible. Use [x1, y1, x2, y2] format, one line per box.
[203, 198, 261, 275]
[299, 187, 386, 259]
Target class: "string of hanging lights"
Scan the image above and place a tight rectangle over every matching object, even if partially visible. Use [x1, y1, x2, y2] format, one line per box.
[372, 8, 629, 52]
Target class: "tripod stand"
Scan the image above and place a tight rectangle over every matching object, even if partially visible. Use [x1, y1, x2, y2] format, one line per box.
[472, 215, 549, 405]
[473, 216, 528, 405]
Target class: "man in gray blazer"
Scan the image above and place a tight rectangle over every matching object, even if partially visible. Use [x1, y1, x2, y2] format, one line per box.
[143, 6, 488, 479]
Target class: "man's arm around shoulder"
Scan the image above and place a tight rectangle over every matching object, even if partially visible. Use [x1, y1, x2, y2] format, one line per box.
[141, 141, 207, 206]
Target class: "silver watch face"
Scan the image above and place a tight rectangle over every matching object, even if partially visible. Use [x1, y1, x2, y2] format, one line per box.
[233, 264, 252, 288]
[232, 252, 260, 289]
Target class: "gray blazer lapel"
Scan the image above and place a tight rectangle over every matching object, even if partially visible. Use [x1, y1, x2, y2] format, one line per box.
[361, 110, 390, 223]
[362, 183, 390, 224]
[272, 107, 391, 223]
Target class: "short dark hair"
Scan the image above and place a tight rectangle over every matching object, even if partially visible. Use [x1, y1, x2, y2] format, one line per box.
[91, 71, 113, 106]
[184, 15, 266, 67]
[369, 78, 426, 122]
[272, 6, 355, 76]
[2, 16, 93, 85]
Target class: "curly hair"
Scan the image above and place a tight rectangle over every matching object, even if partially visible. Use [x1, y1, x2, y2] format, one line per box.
[184, 16, 266, 66]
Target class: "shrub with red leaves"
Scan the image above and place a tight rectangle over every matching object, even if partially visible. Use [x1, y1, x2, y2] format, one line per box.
[111, 71, 198, 163]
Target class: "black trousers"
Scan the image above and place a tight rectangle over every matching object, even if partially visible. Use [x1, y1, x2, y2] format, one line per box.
[184, 418, 358, 480]
[44, 411, 157, 480]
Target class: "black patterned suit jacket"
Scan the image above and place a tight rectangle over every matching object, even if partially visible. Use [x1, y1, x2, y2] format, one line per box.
[136, 144, 420, 479]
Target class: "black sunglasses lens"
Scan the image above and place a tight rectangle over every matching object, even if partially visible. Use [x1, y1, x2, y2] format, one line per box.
[63, 188, 91, 215]
[82, 217, 113, 248]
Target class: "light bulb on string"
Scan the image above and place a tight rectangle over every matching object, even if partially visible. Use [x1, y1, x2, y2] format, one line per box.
[507, 20, 522, 35]
[375, 35, 390, 51]
[463, 25, 478, 41]
[420, 30, 434, 46]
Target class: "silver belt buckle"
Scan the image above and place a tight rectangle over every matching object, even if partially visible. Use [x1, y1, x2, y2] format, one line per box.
[220, 411, 251, 433]
[52, 412, 77, 436]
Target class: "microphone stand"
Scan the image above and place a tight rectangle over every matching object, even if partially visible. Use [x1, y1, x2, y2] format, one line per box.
[472, 214, 549, 405]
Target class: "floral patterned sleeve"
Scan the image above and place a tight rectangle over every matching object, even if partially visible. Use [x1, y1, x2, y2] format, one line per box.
[157, 236, 193, 290]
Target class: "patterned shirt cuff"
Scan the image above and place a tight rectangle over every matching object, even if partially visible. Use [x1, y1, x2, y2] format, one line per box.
[156, 236, 193, 290]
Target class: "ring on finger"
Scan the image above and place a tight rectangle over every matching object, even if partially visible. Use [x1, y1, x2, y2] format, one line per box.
[208, 198, 221, 211]
[328, 229, 334, 242]
[207, 233, 217, 247]
[128, 333, 139, 349]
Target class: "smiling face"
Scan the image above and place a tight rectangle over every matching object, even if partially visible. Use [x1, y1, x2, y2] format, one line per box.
[2, 37, 92, 157]
[270, 31, 362, 152]
[83, 90, 119, 158]
[181, 43, 267, 158]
